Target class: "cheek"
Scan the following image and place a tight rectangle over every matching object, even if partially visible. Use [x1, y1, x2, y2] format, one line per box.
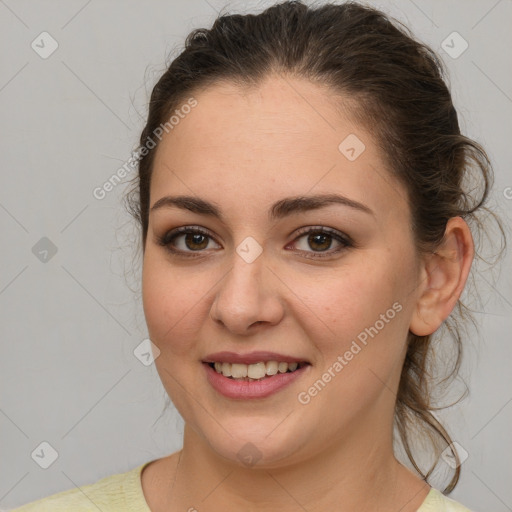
[307, 251, 411, 367]
[300, 267, 409, 422]
[141, 252, 206, 356]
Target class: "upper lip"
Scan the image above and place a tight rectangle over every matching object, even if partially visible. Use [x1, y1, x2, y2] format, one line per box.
[203, 351, 310, 365]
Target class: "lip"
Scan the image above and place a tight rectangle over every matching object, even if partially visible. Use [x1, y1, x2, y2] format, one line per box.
[203, 362, 310, 399]
[202, 351, 309, 365]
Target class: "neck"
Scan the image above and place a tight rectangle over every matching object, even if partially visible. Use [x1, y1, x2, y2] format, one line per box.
[165, 419, 429, 512]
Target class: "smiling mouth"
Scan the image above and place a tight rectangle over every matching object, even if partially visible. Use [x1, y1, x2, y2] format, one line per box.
[206, 361, 309, 382]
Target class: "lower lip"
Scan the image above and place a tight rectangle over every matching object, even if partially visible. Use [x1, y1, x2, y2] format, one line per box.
[203, 363, 310, 399]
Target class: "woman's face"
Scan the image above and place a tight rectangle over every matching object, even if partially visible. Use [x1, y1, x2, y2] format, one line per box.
[142, 75, 423, 467]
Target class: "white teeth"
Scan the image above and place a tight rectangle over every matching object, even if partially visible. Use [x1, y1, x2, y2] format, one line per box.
[265, 361, 278, 376]
[210, 360, 304, 379]
[231, 363, 248, 378]
[221, 362, 232, 377]
[247, 362, 267, 379]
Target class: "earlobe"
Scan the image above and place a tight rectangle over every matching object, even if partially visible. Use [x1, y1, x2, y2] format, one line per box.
[409, 217, 474, 337]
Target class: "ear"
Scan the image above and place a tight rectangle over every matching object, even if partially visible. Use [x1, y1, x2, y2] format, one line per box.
[409, 217, 474, 336]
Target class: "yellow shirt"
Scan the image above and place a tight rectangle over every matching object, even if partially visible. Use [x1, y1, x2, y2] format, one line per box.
[10, 460, 474, 511]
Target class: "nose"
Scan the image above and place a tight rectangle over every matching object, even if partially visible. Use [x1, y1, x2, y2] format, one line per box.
[209, 249, 285, 336]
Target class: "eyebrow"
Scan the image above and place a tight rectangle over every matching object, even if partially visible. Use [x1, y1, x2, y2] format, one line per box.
[150, 193, 374, 221]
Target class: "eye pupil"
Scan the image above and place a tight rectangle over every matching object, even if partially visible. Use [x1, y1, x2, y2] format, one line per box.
[186, 233, 208, 250]
[308, 233, 331, 251]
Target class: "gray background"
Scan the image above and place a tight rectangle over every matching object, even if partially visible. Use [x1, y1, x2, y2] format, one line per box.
[1, 0, 511, 510]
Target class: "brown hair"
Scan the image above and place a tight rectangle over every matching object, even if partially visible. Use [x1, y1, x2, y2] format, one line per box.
[125, 0, 504, 493]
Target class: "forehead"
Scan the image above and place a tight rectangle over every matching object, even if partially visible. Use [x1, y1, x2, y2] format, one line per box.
[157, 75, 357, 155]
[150, 75, 409, 224]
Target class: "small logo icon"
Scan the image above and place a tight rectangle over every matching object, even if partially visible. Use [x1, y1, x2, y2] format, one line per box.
[338, 134, 366, 161]
[32, 237, 58, 263]
[31, 441, 59, 469]
[133, 338, 161, 366]
[31, 32, 59, 59]
[441, 441, 469, 468]
[237, 442, 263, 467]
[441, 32, 468, 59]
[236, 237, 263, 263]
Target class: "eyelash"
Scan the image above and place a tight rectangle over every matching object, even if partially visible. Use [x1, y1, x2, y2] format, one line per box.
[157, 225, 354, 260]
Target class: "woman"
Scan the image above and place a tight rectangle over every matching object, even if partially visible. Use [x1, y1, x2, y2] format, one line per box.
[12, 1, 503, 510]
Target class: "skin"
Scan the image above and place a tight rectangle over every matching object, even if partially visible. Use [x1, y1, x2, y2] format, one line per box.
[140, 74, 474, 512]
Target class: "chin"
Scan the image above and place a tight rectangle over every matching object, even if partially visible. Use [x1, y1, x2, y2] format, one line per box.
[199, 419, 313, 470]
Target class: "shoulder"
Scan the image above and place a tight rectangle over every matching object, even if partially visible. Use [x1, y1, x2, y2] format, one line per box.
[8, 462, 151, 512]
[418, 488, 476, 512]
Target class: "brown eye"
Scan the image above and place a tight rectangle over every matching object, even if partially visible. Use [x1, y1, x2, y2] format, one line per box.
[290, 227, 353, 259]
[158, 226, 220, 257]
[306, 232, 333, 251]
[183, 233, 209, 251]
